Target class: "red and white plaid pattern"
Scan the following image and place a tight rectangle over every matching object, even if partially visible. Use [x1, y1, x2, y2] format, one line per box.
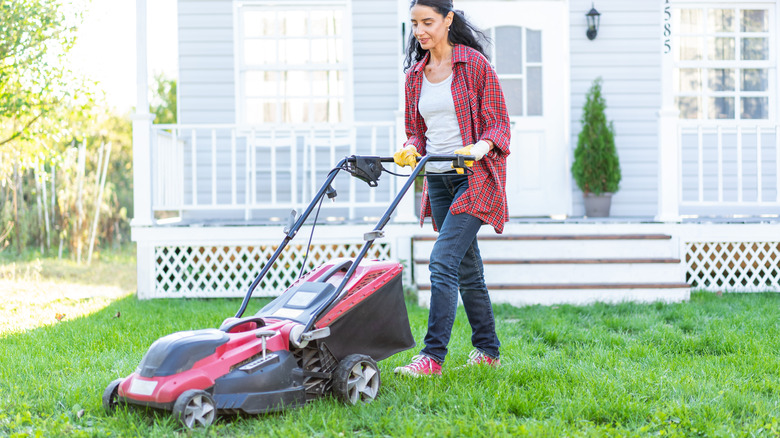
[403, 44, 511, 234]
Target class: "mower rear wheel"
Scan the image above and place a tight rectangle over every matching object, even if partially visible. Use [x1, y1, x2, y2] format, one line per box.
[332, 354, 380, 405]
[102, 379, 124, 413]
[173, 390, 216, 429]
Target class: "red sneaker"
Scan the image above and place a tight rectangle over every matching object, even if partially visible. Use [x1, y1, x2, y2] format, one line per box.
[393, 355, 442, 377]
[463, 349, 501, 368]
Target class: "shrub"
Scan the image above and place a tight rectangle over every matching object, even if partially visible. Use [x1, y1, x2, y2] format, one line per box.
[571, 77, 621, 195]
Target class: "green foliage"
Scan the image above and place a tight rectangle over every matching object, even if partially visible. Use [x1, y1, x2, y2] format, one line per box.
[3, 291, 780, 436]
[0, 0, 133, 257]
[571, 77, 621, 195]
[0, 0, 92, 151]
[149, 73, 177, 124]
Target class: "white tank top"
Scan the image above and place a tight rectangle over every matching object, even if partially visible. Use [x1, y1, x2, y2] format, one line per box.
[418, 72, 464, 173]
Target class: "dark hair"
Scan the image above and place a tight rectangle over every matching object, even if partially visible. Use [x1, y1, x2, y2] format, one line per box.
[404, 0, 491, 72]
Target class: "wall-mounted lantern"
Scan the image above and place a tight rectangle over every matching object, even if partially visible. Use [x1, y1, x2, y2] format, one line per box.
[586, 4, 601, 40]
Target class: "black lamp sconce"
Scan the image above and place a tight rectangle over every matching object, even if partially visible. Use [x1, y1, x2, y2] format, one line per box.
[586, 3, 601, 40]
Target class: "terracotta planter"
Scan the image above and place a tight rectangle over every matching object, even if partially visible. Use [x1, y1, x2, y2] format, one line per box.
[584, 192, 613, 217]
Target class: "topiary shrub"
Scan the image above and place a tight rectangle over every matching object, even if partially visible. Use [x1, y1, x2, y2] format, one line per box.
[571, 77, 621, 196]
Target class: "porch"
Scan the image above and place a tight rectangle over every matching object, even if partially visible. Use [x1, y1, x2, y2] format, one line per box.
[131, 119, 780, 304]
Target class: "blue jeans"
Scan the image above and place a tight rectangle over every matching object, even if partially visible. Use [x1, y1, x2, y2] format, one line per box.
[421, 172, 501, 364]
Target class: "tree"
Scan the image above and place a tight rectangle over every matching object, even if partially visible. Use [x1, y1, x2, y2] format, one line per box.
[571, 77, 621, 196]
[0, 0, 89, 150]
[150, 73, 177, 124]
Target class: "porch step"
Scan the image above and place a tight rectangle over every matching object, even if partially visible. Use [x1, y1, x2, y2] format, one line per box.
[411, 234, 691, 306]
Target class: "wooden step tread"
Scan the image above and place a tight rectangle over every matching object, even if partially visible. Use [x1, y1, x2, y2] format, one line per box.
[413, 234, 672, 242]
[416, 283, 691, 291]
[414, 258, 681, 265]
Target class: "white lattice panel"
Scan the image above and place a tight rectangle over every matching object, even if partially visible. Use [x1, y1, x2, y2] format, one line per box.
[686, 242, 780, 292]
[153, 242, 391, 297]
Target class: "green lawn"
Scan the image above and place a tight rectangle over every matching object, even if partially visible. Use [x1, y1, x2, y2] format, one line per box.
[2, 261, 780, 436]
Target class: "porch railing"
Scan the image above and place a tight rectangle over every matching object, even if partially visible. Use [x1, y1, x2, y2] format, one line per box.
[151, 122, 402, 221]
[678, 122, 780, 215]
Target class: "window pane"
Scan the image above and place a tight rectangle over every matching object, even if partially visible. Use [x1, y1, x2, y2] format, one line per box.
[247, 99, 277, 124]
[741, 69, 768, 92]
[244, 40, 277, 65]
[741, 97, 768, 119]
[495, 26, 523, 74]
[245, 71, 278, 96]
[741, 10, 768, 32]
[526, 67, 542, 116]
[708, 9, 734, 32]
[283, 100, 309, 123]
[280, 11, 307, 36]
[678, 37, 703, 60]
[708, 37, 735, 60]
[499, 79, 523, 116]
[741, 38, 768, 60]
[676, 97, 700, 119]
[708, 69, 735, 91]
[526, 29, 542, 63]
[279, 39, 310, 64]
[283, 71, 310, 97]
[675, 68, 701, 92]
[677, 9, 703, 33]
[243, 11, 275, 37]
[708, 97, 735, 119]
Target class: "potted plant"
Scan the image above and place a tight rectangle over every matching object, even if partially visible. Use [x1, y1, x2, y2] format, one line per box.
[571, 77, 621, 217]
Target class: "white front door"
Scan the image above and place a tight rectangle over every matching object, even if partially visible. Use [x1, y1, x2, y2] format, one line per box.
[460, 0, 570, 217]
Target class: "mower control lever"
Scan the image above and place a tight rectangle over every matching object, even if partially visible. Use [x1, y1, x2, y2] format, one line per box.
[301, 327, 330, 342]
[363, 230, 385, 241]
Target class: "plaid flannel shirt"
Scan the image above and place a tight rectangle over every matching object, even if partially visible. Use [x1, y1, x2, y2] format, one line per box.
[404, 44, 511, 233]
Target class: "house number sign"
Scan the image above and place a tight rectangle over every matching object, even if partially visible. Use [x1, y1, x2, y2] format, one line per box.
[663, 0, 672, 54]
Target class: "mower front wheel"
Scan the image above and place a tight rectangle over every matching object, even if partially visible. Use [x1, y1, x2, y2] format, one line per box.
[102, 378, 124, 413]
[332, 354, 380, 405]
[173, 389, 216, 429]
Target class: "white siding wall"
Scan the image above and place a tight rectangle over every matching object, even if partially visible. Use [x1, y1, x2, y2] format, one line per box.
[178, 0, 236, 125]
[352, 0, 400, 122]
[174, 0, 400, 222]
[569, 0, 662, 217]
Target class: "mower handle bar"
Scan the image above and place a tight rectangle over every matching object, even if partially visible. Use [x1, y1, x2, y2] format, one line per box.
[234, 153, 474, 320]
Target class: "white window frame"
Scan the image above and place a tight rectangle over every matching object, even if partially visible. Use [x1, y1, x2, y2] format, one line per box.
[672, 1, 777, 123]
[233, 0, 354, 126]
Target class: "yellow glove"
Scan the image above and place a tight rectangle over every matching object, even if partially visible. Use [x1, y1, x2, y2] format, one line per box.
[393, 145, 421, 169]
[453, 140, 490, 174]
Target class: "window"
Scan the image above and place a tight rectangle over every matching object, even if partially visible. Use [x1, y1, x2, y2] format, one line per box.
[673, 5, 775, 120]
[237, 3, 349, 124]
[485, 26, 543, 117]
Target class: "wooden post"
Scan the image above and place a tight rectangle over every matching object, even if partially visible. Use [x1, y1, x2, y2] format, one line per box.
[39, 160, 51, 251]
[88, 143, 112, 265]
[34, 160, 45, 253]
[76, 139, 86, 263]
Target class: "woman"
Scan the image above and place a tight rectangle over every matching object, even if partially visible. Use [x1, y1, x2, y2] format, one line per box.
[393, 0, 511, 377]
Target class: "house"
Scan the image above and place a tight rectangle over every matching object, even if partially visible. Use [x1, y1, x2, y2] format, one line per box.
[131, 0, 780, 306]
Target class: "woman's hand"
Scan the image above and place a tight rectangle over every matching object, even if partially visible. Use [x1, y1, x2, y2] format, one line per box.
[394, 145, 421, 169]
[453, 140, 491, 173]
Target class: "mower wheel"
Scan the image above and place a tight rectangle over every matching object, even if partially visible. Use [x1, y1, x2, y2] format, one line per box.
[102, 378, 124, 413]
[172, 389, 216, 429]
[332, 354, 380, 405]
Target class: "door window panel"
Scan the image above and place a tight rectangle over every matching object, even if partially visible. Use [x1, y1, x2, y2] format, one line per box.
[495, 26, 523, 74]
[526, 67, 542, 116]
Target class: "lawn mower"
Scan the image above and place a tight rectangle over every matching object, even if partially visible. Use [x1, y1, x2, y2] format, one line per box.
[102, 153, 473, 429]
